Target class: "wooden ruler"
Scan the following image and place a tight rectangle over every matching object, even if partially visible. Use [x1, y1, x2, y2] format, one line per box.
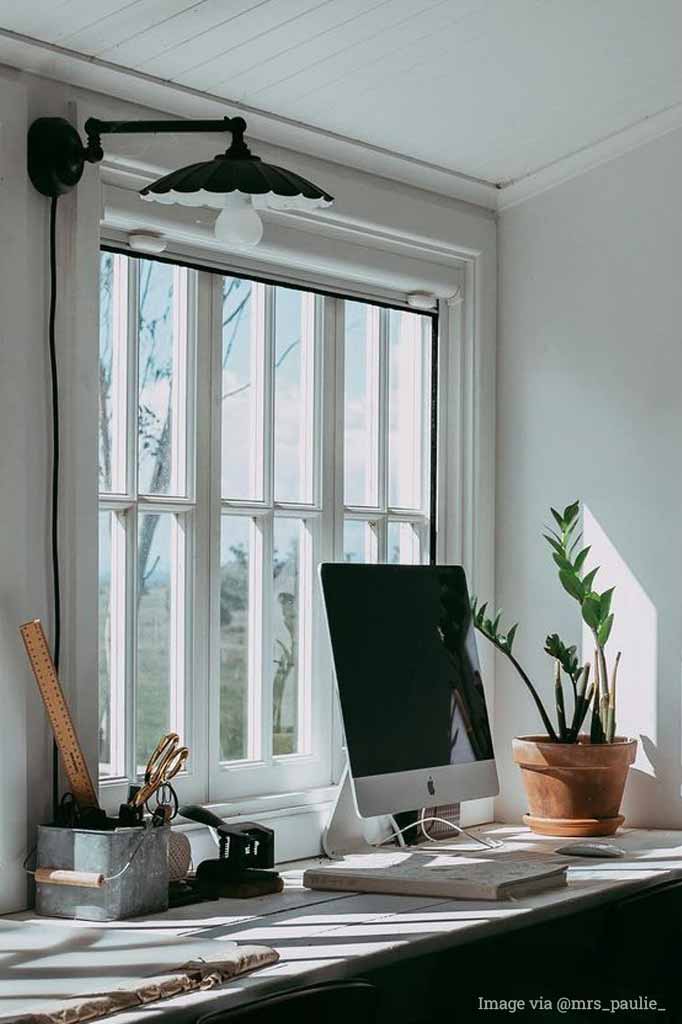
[19, 619, 99, 809]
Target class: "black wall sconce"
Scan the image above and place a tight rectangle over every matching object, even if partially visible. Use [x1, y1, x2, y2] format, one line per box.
[28, 114, 334, 247]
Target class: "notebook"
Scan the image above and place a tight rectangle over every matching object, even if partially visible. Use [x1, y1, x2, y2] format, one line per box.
[303, 851, 568, 901]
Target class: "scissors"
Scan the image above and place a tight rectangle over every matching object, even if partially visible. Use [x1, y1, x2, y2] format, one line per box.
[131, 732, 189, 811]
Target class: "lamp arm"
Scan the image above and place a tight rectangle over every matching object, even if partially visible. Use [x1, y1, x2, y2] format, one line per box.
[83, 115, 246, 162]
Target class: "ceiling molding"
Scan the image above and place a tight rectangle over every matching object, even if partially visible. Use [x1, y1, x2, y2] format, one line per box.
[0, 27, 498, 210]
[498, 99, 682, 211]
[4, 26, 681, 216]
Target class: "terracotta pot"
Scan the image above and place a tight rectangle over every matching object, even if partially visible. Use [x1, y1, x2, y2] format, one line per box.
[512, 735, 637, 837]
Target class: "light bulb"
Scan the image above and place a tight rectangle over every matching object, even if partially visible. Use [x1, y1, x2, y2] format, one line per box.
[214, 192, 263, 247]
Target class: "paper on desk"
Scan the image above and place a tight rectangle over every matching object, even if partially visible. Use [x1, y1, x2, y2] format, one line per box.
[0, 921, 271, 1020]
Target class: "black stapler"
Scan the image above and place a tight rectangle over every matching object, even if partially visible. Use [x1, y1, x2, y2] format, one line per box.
[179, 804, 283, 898]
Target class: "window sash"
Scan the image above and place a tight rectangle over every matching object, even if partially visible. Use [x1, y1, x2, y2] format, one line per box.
[98, 251, 437, 810]
[208, 279, 331, 799]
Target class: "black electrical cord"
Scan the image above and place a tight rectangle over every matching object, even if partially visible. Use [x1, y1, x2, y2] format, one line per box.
[48, 194, 61, 821]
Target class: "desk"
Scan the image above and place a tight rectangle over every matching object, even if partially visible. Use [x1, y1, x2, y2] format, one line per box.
[5, 825, 682, 1022]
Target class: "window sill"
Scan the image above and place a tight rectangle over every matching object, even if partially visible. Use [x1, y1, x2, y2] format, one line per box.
[193, 784, 339, 821]
[173, 785, 339, 864]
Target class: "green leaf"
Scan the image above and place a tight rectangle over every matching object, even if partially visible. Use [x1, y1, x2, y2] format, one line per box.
[582, 567, 599, 592]
[492, 610, 502, 635]
[568, 531, 584, 556]
[563, 500, 580, 525]
[564, 517, 579, 538]
[550, 507, 564, 530]
[477, 601, 488, 625]
[504, 623, 518, 653]
[553, 552, 574, 573]
[582, 595, 602, 629]
[544, 534, 564, 556]
[544, 633, 579, 678]
[559, 570, 584, 601]
[597, 613, 614, 647]
[544, 633, 559, 655]
[600, 587, 615, 619]
[573, 546, 591, 573]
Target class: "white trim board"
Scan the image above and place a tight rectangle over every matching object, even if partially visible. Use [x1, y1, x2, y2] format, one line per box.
[3, 28, 682, 213]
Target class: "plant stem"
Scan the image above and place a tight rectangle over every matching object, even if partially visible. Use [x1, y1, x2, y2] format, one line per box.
[577, 682, 594, 737]
[503, 647, 559, 742]
[554, 661, 567, 741]
[593, 631, 609, 701]
[569, 664, 589, 740]
[606, 651, 621, 742]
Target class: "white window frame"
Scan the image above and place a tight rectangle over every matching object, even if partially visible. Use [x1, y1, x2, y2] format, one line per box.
[98, 249, 439, 816]
[341, 301, 435, 566]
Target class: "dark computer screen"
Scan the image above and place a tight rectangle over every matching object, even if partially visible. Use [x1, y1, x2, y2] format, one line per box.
[320, 564, 494, 779]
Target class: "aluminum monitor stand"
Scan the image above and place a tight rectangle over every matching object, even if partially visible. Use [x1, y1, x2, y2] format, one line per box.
[322, 764, 376, 858]
[323, 763, 470, 858]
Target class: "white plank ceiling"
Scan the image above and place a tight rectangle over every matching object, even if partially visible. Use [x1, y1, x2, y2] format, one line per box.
[2, 0, 682, 185]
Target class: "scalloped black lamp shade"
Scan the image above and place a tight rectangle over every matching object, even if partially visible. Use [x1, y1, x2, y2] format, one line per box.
[140, 118, 334, 213]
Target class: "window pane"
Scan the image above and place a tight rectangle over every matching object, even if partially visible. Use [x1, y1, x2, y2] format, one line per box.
[343, 519, 376, 563]
[98, 511, 113, 773]
[273, 518, 301, 754]
[137, 512, 174, 767]
[222, 277, 260, 500]
[138, 260, 178, 496]
[274, 287, 312, 503]
[388, 521, 422, 565]
[220, 516, 250, 761]
[99, 253, 114, 493]
[388, 309, 430, 510]
[344, 301, 379, 507]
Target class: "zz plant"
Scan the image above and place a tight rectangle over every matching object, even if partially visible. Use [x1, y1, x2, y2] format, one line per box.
[472, 500, 621, 744]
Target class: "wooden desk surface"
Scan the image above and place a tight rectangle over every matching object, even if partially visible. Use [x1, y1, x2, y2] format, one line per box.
[4, 824, 682, 1022]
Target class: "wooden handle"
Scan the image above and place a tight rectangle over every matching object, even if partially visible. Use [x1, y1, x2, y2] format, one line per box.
[35, 867, 105, 888]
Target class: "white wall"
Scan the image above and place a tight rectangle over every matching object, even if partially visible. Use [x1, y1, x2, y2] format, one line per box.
[0, 68, 100, 912]
[497, 128, 682, 825]
[0, 64, 496, 911]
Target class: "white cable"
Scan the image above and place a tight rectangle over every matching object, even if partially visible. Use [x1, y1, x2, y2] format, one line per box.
[420, 815, 504, 849]
[387, 815, 407, 848]
[378, 815, 504, 851]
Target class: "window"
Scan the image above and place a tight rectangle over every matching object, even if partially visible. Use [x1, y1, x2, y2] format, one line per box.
[98, 250, 436, 805]
[343, 302, 432, 566]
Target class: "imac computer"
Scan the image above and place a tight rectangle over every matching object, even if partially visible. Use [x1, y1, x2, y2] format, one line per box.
[319, 563, 498, 840]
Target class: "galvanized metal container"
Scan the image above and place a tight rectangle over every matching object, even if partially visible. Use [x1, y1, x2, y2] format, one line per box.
[36, 824, 170, 921]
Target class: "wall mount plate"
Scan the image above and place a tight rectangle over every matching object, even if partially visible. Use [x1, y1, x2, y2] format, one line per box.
[28, 117, 86, 198]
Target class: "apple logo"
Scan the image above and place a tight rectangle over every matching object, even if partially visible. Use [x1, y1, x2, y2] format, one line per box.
[427, 776, 435, 796]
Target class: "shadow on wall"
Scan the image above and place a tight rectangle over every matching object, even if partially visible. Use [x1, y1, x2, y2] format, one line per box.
[582, 506, 681, 826]
[628, 735, 682, 829]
